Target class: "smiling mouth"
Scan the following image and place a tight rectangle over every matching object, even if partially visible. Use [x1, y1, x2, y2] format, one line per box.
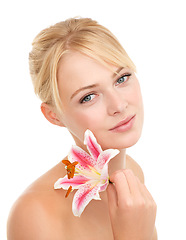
[109, 115, 136, 132]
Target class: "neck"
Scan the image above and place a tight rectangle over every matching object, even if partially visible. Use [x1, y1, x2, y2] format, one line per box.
[108, 149, 126, 176]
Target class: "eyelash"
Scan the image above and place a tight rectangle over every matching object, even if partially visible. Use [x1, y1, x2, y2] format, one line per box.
[80, 73, 132, 104]
[80, 93, 96, 103]
[115, 73, 131, 86]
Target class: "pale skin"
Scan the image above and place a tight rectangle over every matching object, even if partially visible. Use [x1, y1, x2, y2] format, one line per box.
[7, 52, 157, 239]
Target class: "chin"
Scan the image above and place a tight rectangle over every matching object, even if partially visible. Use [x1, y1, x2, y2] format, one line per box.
[101, 130, 142, 150]
[121, 136, 140, 149]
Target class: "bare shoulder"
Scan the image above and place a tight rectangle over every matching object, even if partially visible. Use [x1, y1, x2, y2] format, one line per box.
[126, 154, 145, 183]
[7, 163, 68, 240]
[7, 193, 52, 240]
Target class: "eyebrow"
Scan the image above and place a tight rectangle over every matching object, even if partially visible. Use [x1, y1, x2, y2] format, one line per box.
[70, 67, 125, 100]
[70, 84, 98, 100]
[113, 67, 124, 76]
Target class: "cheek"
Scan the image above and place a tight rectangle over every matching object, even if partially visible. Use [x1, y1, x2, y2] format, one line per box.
[127, 82, 144, 130]
[129, 81, 143, 109]
[74, 108, 103, 128]
[62, 107, 103, 136]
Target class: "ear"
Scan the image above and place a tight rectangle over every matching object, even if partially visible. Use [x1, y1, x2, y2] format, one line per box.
[40, 103, 65, 127]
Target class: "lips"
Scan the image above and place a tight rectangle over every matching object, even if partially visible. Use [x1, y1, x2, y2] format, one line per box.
[109, 115, 136, 132]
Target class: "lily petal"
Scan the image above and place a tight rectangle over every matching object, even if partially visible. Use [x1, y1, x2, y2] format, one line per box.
[100, 162, 109, 181]
[54, 175, 89, 190]
[96, 149, 120, 170]
[69, 145, 95, 170]
[84, 129, 102, 160]
[72, 184, 101, 217]
[54, 129, 120, 217]
[99, 182, 109, 192]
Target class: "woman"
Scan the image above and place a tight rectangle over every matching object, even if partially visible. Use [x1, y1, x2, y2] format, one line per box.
[7, 17, 157, 239]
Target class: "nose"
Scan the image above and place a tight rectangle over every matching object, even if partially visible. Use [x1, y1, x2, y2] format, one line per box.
[106, 90, 128, 116]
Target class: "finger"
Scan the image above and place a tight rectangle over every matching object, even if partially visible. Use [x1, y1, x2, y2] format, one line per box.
[107, 183, 118, 209]
[136, 177, 155, 202]
[123, 169, 141, 197]
[110, 170, 131, 205]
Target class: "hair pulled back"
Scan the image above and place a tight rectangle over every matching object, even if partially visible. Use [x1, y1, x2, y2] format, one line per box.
[29, 17, 136, 112]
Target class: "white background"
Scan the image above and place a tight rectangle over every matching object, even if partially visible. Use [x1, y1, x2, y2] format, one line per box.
[1, 0, 186, 239]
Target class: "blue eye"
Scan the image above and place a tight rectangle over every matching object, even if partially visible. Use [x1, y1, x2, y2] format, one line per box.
[116, 74, 131, 85]
[80, 94, 95, 103]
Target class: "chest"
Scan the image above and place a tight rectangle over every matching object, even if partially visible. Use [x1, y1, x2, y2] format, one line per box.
[54, 200, 114, 240]
[50, 183, 114, 239]
[57, 218, 114, 240]
[74, 215, 113, 240]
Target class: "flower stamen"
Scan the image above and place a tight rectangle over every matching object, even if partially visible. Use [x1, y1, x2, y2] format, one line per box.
[65, 186, 72, 198]
[62, 160, 78, 179]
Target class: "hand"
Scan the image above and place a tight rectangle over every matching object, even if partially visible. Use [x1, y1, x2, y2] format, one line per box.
[107, 169, 157, 240]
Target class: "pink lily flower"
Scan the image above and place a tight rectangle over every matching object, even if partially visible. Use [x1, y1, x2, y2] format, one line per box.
[54, 129, 119, 217]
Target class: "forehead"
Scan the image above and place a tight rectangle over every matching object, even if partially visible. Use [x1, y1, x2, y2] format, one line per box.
[58, 51, 117, 78]
[57, 51, 120, 96]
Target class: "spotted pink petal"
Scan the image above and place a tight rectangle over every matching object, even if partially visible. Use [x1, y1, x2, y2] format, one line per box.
[72, 183, 101, 217]
[96, 149, 120, 170]
[54, 175, 89, 190]
[99, 182, 109, 192]
[69, 145, 95, 170]
[84, 129, 102, 160]
[54, 129, 120, 217]
[100, 161, 109, 181]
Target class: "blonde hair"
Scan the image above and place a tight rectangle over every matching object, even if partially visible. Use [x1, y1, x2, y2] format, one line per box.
[29, 17, 136, 112]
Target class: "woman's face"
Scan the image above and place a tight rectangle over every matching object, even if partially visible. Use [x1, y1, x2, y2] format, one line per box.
[57, 51, 144, 150]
